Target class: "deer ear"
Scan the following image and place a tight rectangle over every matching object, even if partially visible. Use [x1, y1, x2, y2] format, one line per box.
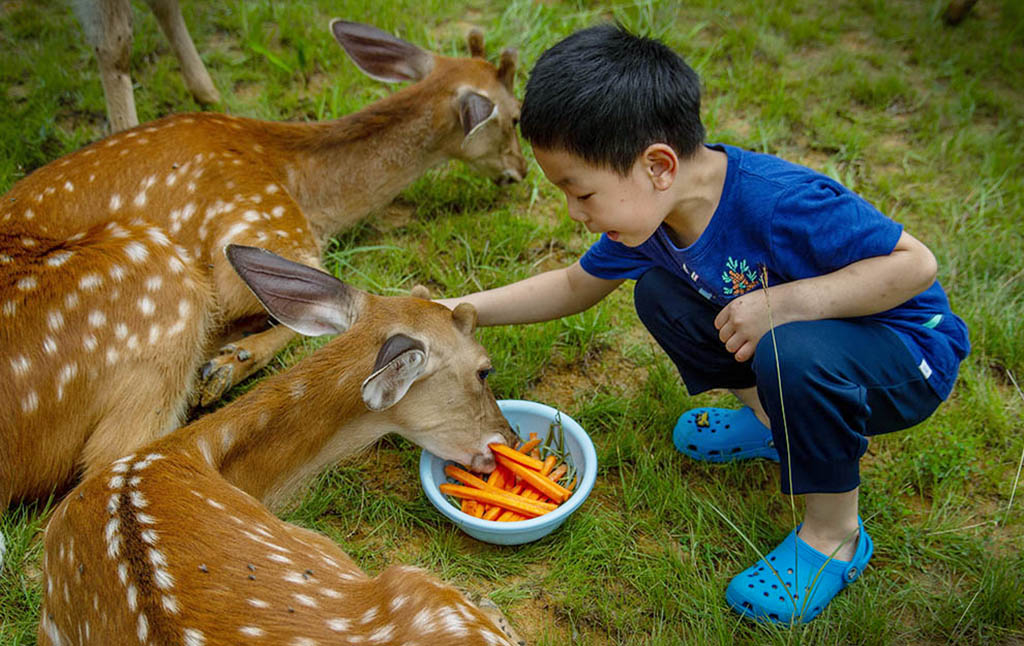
[457, 91, 497, 138]
[361, 334, 427, 411]
[330, 20, 434, 83]
[497, 48, 517, 93]
[225, 245, 361, 337]
[452, 303, 478, 335]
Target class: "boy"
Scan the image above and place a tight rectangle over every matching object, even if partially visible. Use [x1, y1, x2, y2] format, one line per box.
[439, 24, 969, 623]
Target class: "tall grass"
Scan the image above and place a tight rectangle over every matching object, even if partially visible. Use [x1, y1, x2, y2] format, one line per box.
[1, 0, 1022, 644]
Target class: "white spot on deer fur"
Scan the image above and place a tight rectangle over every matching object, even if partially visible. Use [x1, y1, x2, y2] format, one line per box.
[0, 254, 10, 264]
[196, 438, 213, 466]
[271, 205, 285, 218]
[136, 512, 155, 524]
[117, 563, 128, 584]
[187, 181, 197, 193]
[109, 265, 126, 282]
[44, 336, 58, 355]
[169, 256, 185, 274]
[267, 553, 292, 564]
[65, 291, 80, 309]
[106, 347, 121, 365]
[154, 567, 174, 590]
[64, 181, 74, 192]
[47, 251, 73, 267]
[130, 491, 148, 508]
[167, 320, 186, 336]
[390, 594, 409, 611]
[127, 584, 138, 611]
[40, 613, 66, 645]
[291, 639, 316, 646]
[48, 310, 64, 331]
[21, 237, 37, 247]
[89, 310, 106, 327]
[10, 355, 30, 377]
[205, 498, 225, 510]
[17, 276, 37, 291]
[24, 208, 34, 219]
[283, 571, 307, 585]
[137, 612, 149, 642]
[110, 194, 123, 211]
[320, 587, 343, 599]
[293, 593, 318, 608]
[115, 323, 129, 340]
[184, 628, 205, 646]
[107, 493, 121, 513]
[83, 334, 98, 352]
[58, 362, 77, 384]
[248, 598, 270, 609]
[162, 594, 179, 614]
[79, 273, 102, 291]
[239, 626, 265, 637]
[243, 210, 261, 223]
[326, 617, 351, 632]
[2, 300, 14, 317]
[138, 296, 155, 316]
[125, 241, 148, 263]
[148, 228, 171, 247]
[147, 324, 162, 345]
[140, 529, 158, 545]
[22, 390, 39, 412]
[360, 606, 379, 624]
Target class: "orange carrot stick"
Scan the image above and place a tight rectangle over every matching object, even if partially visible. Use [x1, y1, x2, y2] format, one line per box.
[445, 465, 497, 492]
[462, 499, 476, 515]
[482, 505, 502, 521]
[541, 455, 557, 476]
[472, 503, 486, 518]
[518, 437, 542, 454]
[495, 455, 572, 504]
[489, 443, 545, 471]
[439, 483, 556, 517]
[547, 464, 568, 482]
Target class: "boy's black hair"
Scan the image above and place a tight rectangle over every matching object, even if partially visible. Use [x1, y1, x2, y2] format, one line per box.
[519, 24, 705, 175]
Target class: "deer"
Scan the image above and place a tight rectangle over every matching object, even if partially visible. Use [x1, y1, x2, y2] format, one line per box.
[0, 19, 526, 551]
[37, 244, 527, 646]
[73, 0, 221, 132]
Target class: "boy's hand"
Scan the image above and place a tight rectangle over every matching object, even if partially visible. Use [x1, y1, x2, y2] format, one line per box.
[714, 288, 783, 362]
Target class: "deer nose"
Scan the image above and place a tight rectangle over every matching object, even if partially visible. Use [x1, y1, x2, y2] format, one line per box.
[469, 452, 496, 473]
[494, 168, 523, 186]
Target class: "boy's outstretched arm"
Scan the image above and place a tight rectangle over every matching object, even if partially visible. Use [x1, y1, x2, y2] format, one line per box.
[437, 260, 624, 327]
[716, 231, 938, 361]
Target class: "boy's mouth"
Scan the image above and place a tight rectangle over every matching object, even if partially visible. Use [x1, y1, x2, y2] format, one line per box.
[607, 231, 620, 241]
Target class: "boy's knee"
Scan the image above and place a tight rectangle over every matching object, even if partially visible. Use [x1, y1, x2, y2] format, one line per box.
[752, 321, 822, 382]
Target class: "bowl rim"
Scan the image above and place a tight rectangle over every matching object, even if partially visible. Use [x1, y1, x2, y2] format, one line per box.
[419, 399, 597, 534]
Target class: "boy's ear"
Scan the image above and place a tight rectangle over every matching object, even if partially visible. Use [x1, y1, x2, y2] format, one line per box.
[643, 144, 678, 190]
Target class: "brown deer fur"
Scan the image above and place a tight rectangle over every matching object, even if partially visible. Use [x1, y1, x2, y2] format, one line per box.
[0, 21, 525, 522]
[38, 247, 523, 645]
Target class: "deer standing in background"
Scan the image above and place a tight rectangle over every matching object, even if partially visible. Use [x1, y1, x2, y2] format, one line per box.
[73, 0, 220, 132]
[38, 245, 525, 646]
[0, 20, 526, 541]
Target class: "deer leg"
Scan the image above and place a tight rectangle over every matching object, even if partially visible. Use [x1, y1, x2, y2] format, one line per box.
[474, 596, 528, 646]
[143, 0, 220, 105]
[193, 323, 298, 407]
[73, 0, 138, 132]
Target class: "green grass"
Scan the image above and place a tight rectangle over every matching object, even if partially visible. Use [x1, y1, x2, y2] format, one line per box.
[2, 0, 1023, 644]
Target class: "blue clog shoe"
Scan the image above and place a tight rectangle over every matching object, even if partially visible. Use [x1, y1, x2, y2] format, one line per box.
[673, 407, 779, 462]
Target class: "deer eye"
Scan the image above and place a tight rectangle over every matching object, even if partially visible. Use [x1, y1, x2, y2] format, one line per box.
[477, 367, 494, 381]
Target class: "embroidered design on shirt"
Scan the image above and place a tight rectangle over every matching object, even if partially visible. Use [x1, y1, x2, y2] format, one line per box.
[722, 257, 759, 297]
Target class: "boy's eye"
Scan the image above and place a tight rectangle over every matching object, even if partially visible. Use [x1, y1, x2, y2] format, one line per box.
[577, 193, 594, 201]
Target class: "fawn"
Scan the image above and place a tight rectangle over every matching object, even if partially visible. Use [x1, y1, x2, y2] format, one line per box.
[0, 20, 526, 534]
[38, 245, 525, 645]
[73, 0, 220, 132]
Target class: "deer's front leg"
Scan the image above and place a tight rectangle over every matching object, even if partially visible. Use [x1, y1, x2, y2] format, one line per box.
[193, 190, 322, 407]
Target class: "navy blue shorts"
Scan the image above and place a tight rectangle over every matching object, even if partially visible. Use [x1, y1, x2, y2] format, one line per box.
[634, 267, 942, 495]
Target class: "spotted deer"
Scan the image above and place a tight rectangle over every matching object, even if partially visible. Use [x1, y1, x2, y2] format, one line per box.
[38, 245, 526, 646]
[73, 0, 220, 132]
[0, 20, 526, 539]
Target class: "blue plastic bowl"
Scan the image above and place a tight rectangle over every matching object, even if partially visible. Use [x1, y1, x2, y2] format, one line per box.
[419, 399, 597, 545]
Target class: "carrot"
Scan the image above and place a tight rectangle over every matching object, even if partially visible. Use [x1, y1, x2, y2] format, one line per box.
[495, 455, 572, 504]
[482, 505, 502, 521]
[547, 463, 568, 483]
[445, 464, 497, 492]
[462, 499, 476, 515]
[541, 455, 557, 476]
[472, 503, 486, 518]
[486, 466, 506, 490]
[518, 437, 543, 454]
[489, 443, 545, 471]
[439, 483, 556, 517]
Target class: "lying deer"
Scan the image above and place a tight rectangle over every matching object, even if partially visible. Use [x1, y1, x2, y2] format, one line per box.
[38, 245, 525, 646]
[0, 20, 525, 533]
[73, 0, 220, 132]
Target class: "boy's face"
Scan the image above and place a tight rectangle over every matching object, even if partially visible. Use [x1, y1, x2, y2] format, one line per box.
[533, 147, 666, 247]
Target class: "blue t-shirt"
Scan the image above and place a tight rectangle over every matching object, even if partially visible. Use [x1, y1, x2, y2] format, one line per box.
[580, 143, 970, 399]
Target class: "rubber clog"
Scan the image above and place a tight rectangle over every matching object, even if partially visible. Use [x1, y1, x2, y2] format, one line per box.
[725, 517, 874, 623]
[672, 407, 779, 463]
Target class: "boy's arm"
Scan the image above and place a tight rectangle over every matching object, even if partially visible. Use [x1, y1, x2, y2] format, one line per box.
[716, 231, 938, 361]
[437, 260, 624, 327]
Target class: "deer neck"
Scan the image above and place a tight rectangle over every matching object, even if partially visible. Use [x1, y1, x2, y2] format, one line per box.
[274, 80, 458, 245]
[177, 337, 395, 510]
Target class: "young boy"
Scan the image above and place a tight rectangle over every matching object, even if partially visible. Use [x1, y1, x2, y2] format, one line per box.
[439, 24, 969, 623]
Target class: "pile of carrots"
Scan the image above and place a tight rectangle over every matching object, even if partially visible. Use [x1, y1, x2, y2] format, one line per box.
[440, 432, 577, 522]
